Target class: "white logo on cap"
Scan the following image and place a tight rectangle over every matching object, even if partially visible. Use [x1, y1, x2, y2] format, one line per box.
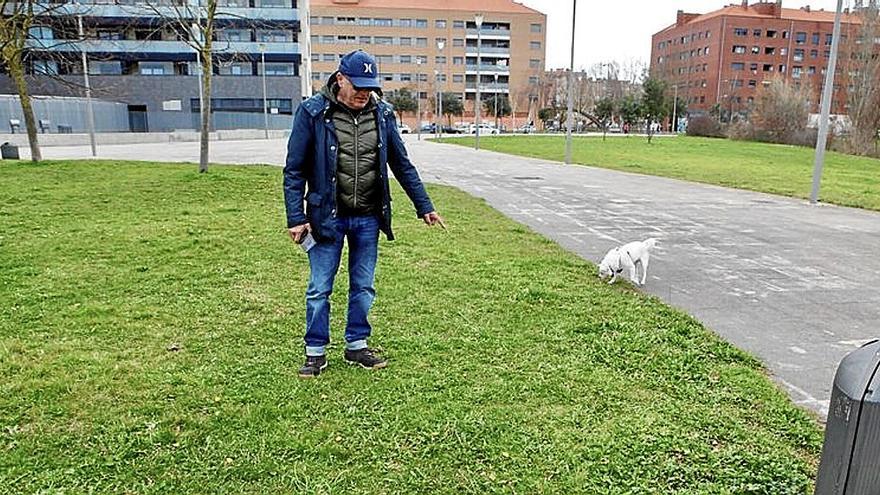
[363, 63, 373, 74]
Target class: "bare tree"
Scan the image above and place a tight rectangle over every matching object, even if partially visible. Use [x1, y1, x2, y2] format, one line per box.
[844, 2, 880, 156]
[1, 0, 44, 161]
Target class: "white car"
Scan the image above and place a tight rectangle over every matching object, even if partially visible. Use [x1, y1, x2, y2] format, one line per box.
[397, 123, 411, 134]
[469, 123, 499, 135]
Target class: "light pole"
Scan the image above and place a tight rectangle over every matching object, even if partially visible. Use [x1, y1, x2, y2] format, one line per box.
[436, 39, 445, 139]
[474, 13, 483, 150]
[564, 0, 577, 165]
[671, 83, 678, 133]
[493, 73, 499, 129]
[811, 0, 844, 204]
[416, 58, 422, 141]
[75, 5, 97, 156]
[260, 43, 269, 139]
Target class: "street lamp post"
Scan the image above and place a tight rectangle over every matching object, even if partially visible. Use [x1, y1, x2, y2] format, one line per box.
[493, 73, 498, 129]
[75, 6, 97, 157]
[260, 43, 269, 139]
[564, 0, 577, 165]
[437, 39, 445, 139]
[811, 0, 844, 204]
[474, 13, 483, 150]
[416, 58, 422, 141]
[671, 83, 678, 133]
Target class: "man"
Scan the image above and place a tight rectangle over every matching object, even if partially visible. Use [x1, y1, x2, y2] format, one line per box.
[283, 50, 444, 378]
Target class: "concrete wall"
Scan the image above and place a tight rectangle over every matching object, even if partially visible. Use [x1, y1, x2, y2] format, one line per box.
[0, 129, 291, 147]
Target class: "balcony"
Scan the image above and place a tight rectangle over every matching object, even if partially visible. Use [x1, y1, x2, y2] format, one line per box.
[464, 64, 509, 73]
[464, 46, 510, 55]
[27, 39, 299, 55]
[30, 2, 299, 21]
[464, 82, 509, 92]
[465, 28, 510, 39]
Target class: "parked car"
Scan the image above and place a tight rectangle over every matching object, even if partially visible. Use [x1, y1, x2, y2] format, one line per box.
[419, 123, 462, 134]
[397, 123, 411, 134]
[516, 123, 536, 134]
[607, 123, 622, 133]
[468, 123, 500, 135]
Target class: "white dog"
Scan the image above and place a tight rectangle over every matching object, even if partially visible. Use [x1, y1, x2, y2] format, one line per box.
[598, 238, 658, 286]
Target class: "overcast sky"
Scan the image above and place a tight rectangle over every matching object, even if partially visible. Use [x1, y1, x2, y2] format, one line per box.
[518, 0, 848, 71]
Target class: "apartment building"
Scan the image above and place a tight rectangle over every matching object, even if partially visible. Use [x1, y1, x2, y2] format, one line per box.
[650, 0, 863, 115]
[0, 0, 305, 132]
[309, 0, 546, 128]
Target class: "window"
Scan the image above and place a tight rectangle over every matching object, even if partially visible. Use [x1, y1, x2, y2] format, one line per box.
[748, 79, 757, 88]
[825, 34, 833, 45]
[322, 53, 335, 62]
[415, 55, 427, 64]
[812, 32, 820, 45]
[310, 53, 319, 62]
[380, 72, 393, 81]
[320, 16, 334, 25]
[732, 79, 743, 87]
[763, 64, 774, 72]
[399, 55, 411, 64]
[453, 56, 463, 65]
[91, 61, 122, 75]
[218, 29, 248, 42]
[753, 29, 762, 37]
[359, 36, 371, 44]
[29, 26, 54, 40]
[221, 62, 253, 76]
[705, 46, 710, 55]
[796, 32, 807, 44]
[783, 31, 789, 39]
[415, 37, 427, 47]
[399, 73, 412, 82]
[435, 19, 446, 28]
[751, 45, 760, 54]
[376, 55, 393, 64]
[706, 30, 711, 38]
[766, 30, 777, 38]
[33, 60, 58, 75]
[358, 18, 372, 26]
[375, 36, 393, 45]
[312, 72, 323, 80]
[779, 64, 786, 73]
[258, 30, 292, 43]
[435, 37, 446, 47]
[732, 45, 746, 54]
[337, 35, 355, 44]
[808, 66, 816, 74]
[399, 19, 412, 28]
[400, 37, 411, 46]
[140, 62, 168, 75]
[435, 56, 446, 64]
[780, 47, 788, 55]
[97, 29, 123, 40]
[792, 66, 803, 78]
[453, 74, 463, 83]
[530, 23, 542, 33]
[453, 38, 464, 47]
[336, 16, 356, 25]
[811, 49, 818, 58]
[528, 76, 539, 84]
[765, 47, 775, 55]
[453, 20, 465, 29]
[794, 49, 804, 61]
[529, 59, 541, 68]
[320, 35, 334, 44]
[263, 63, 294, 76]
[750, 63, 758, 71]
[530, 41, 541, 50]
[734, 28, 748, 36]
[374, 18, 392, 27]
[415, 19, 427, 28]
[731, 62, 745, 70]
[309, 16, 319, 25]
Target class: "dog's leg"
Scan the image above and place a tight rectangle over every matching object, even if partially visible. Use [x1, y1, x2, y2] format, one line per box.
[640, 254, 650, 285]
[624, 257, 639, 286]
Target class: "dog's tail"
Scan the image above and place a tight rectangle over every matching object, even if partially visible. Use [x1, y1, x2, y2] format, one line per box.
[644, 238, 659, 250]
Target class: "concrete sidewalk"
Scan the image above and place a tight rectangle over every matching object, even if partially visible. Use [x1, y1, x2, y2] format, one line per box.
[25, 136, 880, 417]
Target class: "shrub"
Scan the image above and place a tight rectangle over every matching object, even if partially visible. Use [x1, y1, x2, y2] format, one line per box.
[686, 115, 725, 138]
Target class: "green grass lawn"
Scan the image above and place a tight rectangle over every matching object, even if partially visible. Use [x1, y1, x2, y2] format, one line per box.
[1, 160, 822, 493]
[441, 135, 880, 211]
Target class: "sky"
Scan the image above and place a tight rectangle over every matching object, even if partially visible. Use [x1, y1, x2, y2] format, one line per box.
[518, 0, 848, 71]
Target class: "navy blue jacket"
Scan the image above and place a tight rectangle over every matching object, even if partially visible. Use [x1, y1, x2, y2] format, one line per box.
[283, 93, 435, 241]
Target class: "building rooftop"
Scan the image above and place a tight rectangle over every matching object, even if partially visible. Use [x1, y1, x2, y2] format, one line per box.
[311, 0, 544, 16]
[655, 1, 861, 35]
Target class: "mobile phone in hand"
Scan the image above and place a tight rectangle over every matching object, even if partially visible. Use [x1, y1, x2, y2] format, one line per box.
[300, 231, 316, 252]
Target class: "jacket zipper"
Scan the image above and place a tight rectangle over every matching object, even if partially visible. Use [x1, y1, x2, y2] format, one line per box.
[353, 113, 359, 209]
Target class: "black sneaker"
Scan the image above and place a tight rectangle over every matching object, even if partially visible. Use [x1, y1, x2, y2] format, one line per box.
[344, 347, 387, 369]
[298, 355, 327, 378]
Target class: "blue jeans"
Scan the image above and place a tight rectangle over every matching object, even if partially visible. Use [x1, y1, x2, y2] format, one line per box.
[304, 215, 379, 357]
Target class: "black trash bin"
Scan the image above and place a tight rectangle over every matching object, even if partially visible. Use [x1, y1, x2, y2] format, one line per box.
[1, 142, 20, 160]
[815, 339, 880, 494]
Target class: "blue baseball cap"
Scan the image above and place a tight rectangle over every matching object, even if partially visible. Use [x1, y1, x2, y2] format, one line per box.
[338, 50, 381, 90]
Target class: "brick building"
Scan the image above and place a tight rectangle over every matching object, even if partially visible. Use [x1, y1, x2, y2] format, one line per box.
[650, 0, 863, 116]
[308, 0, 546, 128]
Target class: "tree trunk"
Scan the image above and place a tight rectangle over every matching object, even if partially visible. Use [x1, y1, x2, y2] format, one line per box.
[6, 52, 41, 162]
[199, 46, 211, 173]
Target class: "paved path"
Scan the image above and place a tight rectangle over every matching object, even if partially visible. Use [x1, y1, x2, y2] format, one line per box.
[29, 136, 880, 417]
